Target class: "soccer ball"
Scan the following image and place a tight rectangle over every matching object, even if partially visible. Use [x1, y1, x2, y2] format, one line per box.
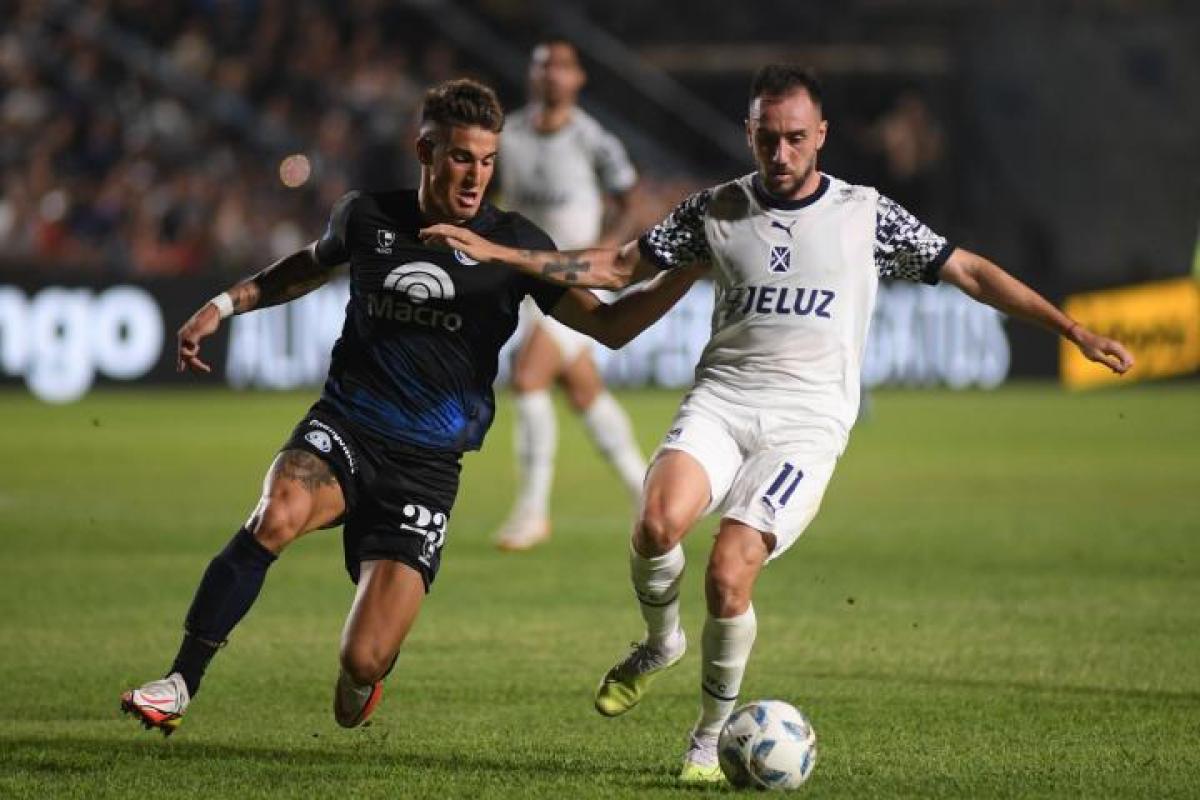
[718, 700, 817, 790]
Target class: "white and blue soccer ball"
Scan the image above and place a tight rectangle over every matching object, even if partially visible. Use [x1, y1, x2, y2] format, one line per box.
[718, 700, 818, 790]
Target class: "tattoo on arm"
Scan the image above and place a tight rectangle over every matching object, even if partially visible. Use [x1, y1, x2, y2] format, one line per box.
[248, 246, 337, 309]
[273, 449, 338, 492]
[525, 250, 592, 284]
[226, 280, 261, 314]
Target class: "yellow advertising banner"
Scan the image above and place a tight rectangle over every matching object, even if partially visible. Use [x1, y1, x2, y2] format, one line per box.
[1061, 278, 1200, 388]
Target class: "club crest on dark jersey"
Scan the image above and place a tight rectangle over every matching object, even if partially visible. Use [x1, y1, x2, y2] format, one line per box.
[376, 229, 396, 254]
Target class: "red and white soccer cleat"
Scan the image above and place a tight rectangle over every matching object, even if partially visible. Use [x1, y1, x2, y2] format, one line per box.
[120, 672, 190, 736]
[333, 670, 383, 728]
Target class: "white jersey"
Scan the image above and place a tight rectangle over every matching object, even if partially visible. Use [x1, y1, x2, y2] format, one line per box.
[639, 173, 951, 456]
[499, 105, 637, 250]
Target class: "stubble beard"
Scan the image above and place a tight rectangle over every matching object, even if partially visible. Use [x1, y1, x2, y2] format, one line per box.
[759, 149, 818, 199]
[788, 154, 818, 197]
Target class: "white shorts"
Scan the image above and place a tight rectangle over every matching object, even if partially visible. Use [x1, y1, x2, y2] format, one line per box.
[654, 387, 838, 561]
[520, 296, 592, 364]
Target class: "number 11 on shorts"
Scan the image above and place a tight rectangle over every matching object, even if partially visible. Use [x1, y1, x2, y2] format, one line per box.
[762, 462, 804, 513]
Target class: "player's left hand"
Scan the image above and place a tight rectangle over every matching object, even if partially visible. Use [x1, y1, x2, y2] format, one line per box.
[1071, 325, 1134, 375]
[419, 224, 496, 263]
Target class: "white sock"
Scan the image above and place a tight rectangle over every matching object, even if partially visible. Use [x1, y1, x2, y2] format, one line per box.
[582, 392, 647, 501]
[511, 390, 556, 519]
[630, 544, 685, 650]
[693, 606, 757, 740]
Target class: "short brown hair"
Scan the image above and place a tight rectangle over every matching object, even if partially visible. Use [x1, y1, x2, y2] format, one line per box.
[420, 78, 505, 134]
[749, 65, 824, 112]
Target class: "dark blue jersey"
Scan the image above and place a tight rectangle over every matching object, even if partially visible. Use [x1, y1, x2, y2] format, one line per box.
[313, 189, 565, 452]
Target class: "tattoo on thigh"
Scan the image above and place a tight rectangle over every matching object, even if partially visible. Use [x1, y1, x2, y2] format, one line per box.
[275, 449, 337, 491]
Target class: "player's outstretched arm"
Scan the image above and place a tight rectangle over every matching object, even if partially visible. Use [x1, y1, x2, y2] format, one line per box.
[418, 223, 646, 289]
[177, 242, 340, 374]
[548, 261, 708, 349]
[939, 248, 1134, 375]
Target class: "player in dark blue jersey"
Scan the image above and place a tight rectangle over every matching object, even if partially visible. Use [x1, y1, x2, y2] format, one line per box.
[120, 78, 703, 736]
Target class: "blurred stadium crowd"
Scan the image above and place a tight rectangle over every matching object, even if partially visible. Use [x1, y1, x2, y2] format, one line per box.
[2, 1, 1194, 292]
[0, 0, 465, 276]
[0, 0, 709, 278]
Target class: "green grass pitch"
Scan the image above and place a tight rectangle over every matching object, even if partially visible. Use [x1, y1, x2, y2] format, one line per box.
[0, 384, 1197, 798]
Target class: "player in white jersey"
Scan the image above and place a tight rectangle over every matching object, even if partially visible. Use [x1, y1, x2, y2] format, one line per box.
[420, 65, 1133, 784]
[493, 38, 646, 551]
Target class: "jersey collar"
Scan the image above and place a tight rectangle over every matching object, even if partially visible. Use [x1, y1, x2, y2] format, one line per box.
[465, 202, 498, 233]
[751, 173, 829, 211]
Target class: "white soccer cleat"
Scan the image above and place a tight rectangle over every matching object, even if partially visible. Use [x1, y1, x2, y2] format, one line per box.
[120, 672, 190, 736]
[678, 731, 724, 785]
[493, 513, 551, 552]
[333, 670, 383, 728]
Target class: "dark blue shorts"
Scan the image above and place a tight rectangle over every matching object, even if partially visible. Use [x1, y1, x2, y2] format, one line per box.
[281, 401, 462, 591]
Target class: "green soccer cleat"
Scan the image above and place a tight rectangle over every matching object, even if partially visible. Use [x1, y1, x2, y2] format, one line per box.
[593, 632, 686, 717]
[678, 761, 725, 786]
[677, 733, 725, 786]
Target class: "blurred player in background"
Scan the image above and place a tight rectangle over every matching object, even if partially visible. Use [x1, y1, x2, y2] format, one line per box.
[422, 65, 1133, 784]
[119, 78, 701, 737]
[493, 38, 646, 551]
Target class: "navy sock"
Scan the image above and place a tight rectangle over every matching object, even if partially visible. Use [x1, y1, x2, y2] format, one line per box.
[169, 527, 277, 697]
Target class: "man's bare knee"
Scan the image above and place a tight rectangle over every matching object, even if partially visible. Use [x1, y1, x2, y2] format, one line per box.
[559, 363, 600, 412]
[563, 381, 596, 413]
[635, 507, 691, 556]
[249, 449, 342, 552]
[634, 451, 709, 557]
[249, 499, 306, 553]
[511, 368, 545, 394]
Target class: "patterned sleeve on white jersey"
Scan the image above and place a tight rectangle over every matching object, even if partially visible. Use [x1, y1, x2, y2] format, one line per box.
[636, 189, 714, 271]
[592, 126, 638, 194]
[874, 195, 953, 285]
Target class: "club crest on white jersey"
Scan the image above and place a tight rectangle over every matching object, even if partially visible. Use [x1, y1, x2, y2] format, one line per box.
[769, 245, 791, 273]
